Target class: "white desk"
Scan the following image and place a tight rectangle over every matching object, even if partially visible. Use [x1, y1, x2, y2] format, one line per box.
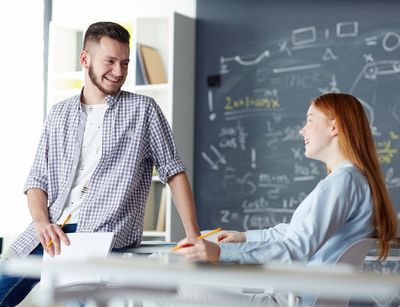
[2, 254, 400, 306]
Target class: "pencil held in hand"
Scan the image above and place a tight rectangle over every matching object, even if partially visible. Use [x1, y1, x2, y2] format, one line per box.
[46, 213, 72, 248]
[171, 227, 222, 251]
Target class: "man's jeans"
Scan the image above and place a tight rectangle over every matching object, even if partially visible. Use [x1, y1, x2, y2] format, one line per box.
[0, 224, 77, 307]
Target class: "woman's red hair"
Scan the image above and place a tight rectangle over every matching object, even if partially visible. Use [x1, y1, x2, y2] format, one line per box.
[312, 93, 397, 259]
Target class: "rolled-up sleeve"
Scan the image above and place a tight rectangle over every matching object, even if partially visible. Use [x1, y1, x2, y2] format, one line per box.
[148, 100, 185, 184]
[23, 114, 51, 194]
[157, 157, 185, 184]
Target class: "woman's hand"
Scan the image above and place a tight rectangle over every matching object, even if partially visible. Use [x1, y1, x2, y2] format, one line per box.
[217, 231, 246, 243]
[175, 238, 221, 263]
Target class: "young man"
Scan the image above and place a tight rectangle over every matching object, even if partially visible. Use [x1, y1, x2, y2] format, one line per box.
[0, 21, 200, 306]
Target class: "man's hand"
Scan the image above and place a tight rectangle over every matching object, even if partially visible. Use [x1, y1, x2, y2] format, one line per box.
[217, 231, 246, 243]
[27, 188, 70, 256]
[33, 221, 70, 256]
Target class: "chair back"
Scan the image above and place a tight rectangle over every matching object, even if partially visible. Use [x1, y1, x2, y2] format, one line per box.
[312, 238, 375, 307]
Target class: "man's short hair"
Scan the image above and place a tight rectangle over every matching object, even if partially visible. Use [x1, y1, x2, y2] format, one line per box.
[83, 21, 130, 49]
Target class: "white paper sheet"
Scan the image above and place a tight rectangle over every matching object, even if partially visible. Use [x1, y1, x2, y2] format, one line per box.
[40, 232, 114, 290]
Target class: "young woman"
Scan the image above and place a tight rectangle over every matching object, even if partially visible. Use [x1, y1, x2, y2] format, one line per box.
[145, 93, 396, 307]
[177, 93, 397, 267]
[173, 93, 397, 306]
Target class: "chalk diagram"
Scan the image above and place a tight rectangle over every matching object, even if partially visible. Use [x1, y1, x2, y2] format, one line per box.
[198, 21, 400, 239]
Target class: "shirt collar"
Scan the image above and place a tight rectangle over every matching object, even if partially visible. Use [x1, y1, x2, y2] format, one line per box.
[332, 160, 354, 173]
[78, 88, 122, 109]
[105, 90, 122, 107]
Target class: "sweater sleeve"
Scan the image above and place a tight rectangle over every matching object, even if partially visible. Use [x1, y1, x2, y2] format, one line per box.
[246, 223, 288, 242]
[219, 170, 355, 264]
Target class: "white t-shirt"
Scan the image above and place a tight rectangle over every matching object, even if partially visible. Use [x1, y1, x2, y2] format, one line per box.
[57, 103, 108, 224]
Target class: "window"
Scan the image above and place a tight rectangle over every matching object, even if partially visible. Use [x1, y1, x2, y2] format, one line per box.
[0, 1, 45, 244]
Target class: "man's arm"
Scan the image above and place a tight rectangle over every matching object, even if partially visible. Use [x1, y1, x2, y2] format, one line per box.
[167, 172, 200, 239]
[27, 188, 69, 256]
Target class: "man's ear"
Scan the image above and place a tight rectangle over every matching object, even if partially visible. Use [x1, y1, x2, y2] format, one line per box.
[330, 119, 338, 137]
[80, 50, 90, 68]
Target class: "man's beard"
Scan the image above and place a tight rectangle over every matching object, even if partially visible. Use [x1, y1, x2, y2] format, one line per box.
[88, 65, 123, 96]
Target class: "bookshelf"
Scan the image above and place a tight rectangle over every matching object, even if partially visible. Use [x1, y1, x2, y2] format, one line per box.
[46, 13, 195, 242]
[134, 13, 195, 242]
[47, 24, 84, 110]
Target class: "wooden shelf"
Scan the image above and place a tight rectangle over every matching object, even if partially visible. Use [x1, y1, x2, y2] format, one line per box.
[134, 83, 169, 92]
[142, 231, 167, 238]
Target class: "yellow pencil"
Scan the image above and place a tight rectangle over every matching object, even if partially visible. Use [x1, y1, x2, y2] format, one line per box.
[46, 213, 72, 249]
[171, 227, 222, 251]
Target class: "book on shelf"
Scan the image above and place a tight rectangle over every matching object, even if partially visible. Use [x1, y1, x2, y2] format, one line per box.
[138, 43, 167, 84]
[136, 43, 149, 85]
[156, 187, 167, 231]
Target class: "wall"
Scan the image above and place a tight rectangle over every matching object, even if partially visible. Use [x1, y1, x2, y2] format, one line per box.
[52, 0, 196, 23]
[0, 0, 44, 247]
[0, 0, 196, 252]
[194, 0, 400, 231]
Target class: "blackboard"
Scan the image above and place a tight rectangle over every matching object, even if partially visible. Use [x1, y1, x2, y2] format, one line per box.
[194, 1, 400, 246]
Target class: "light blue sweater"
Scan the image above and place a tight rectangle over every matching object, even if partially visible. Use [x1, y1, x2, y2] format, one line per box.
[219, 161, 374, 265]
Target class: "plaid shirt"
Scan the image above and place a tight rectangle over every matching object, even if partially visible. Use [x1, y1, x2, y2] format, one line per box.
[10, 91, 185, 257]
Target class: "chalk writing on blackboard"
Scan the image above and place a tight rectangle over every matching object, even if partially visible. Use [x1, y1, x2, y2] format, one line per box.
[195, 20, 400, 236]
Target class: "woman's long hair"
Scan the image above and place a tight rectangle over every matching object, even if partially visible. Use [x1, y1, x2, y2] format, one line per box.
[312, 93, 397, 259]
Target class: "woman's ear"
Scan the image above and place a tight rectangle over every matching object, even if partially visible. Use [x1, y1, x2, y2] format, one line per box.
[330, 119, 338, 137]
